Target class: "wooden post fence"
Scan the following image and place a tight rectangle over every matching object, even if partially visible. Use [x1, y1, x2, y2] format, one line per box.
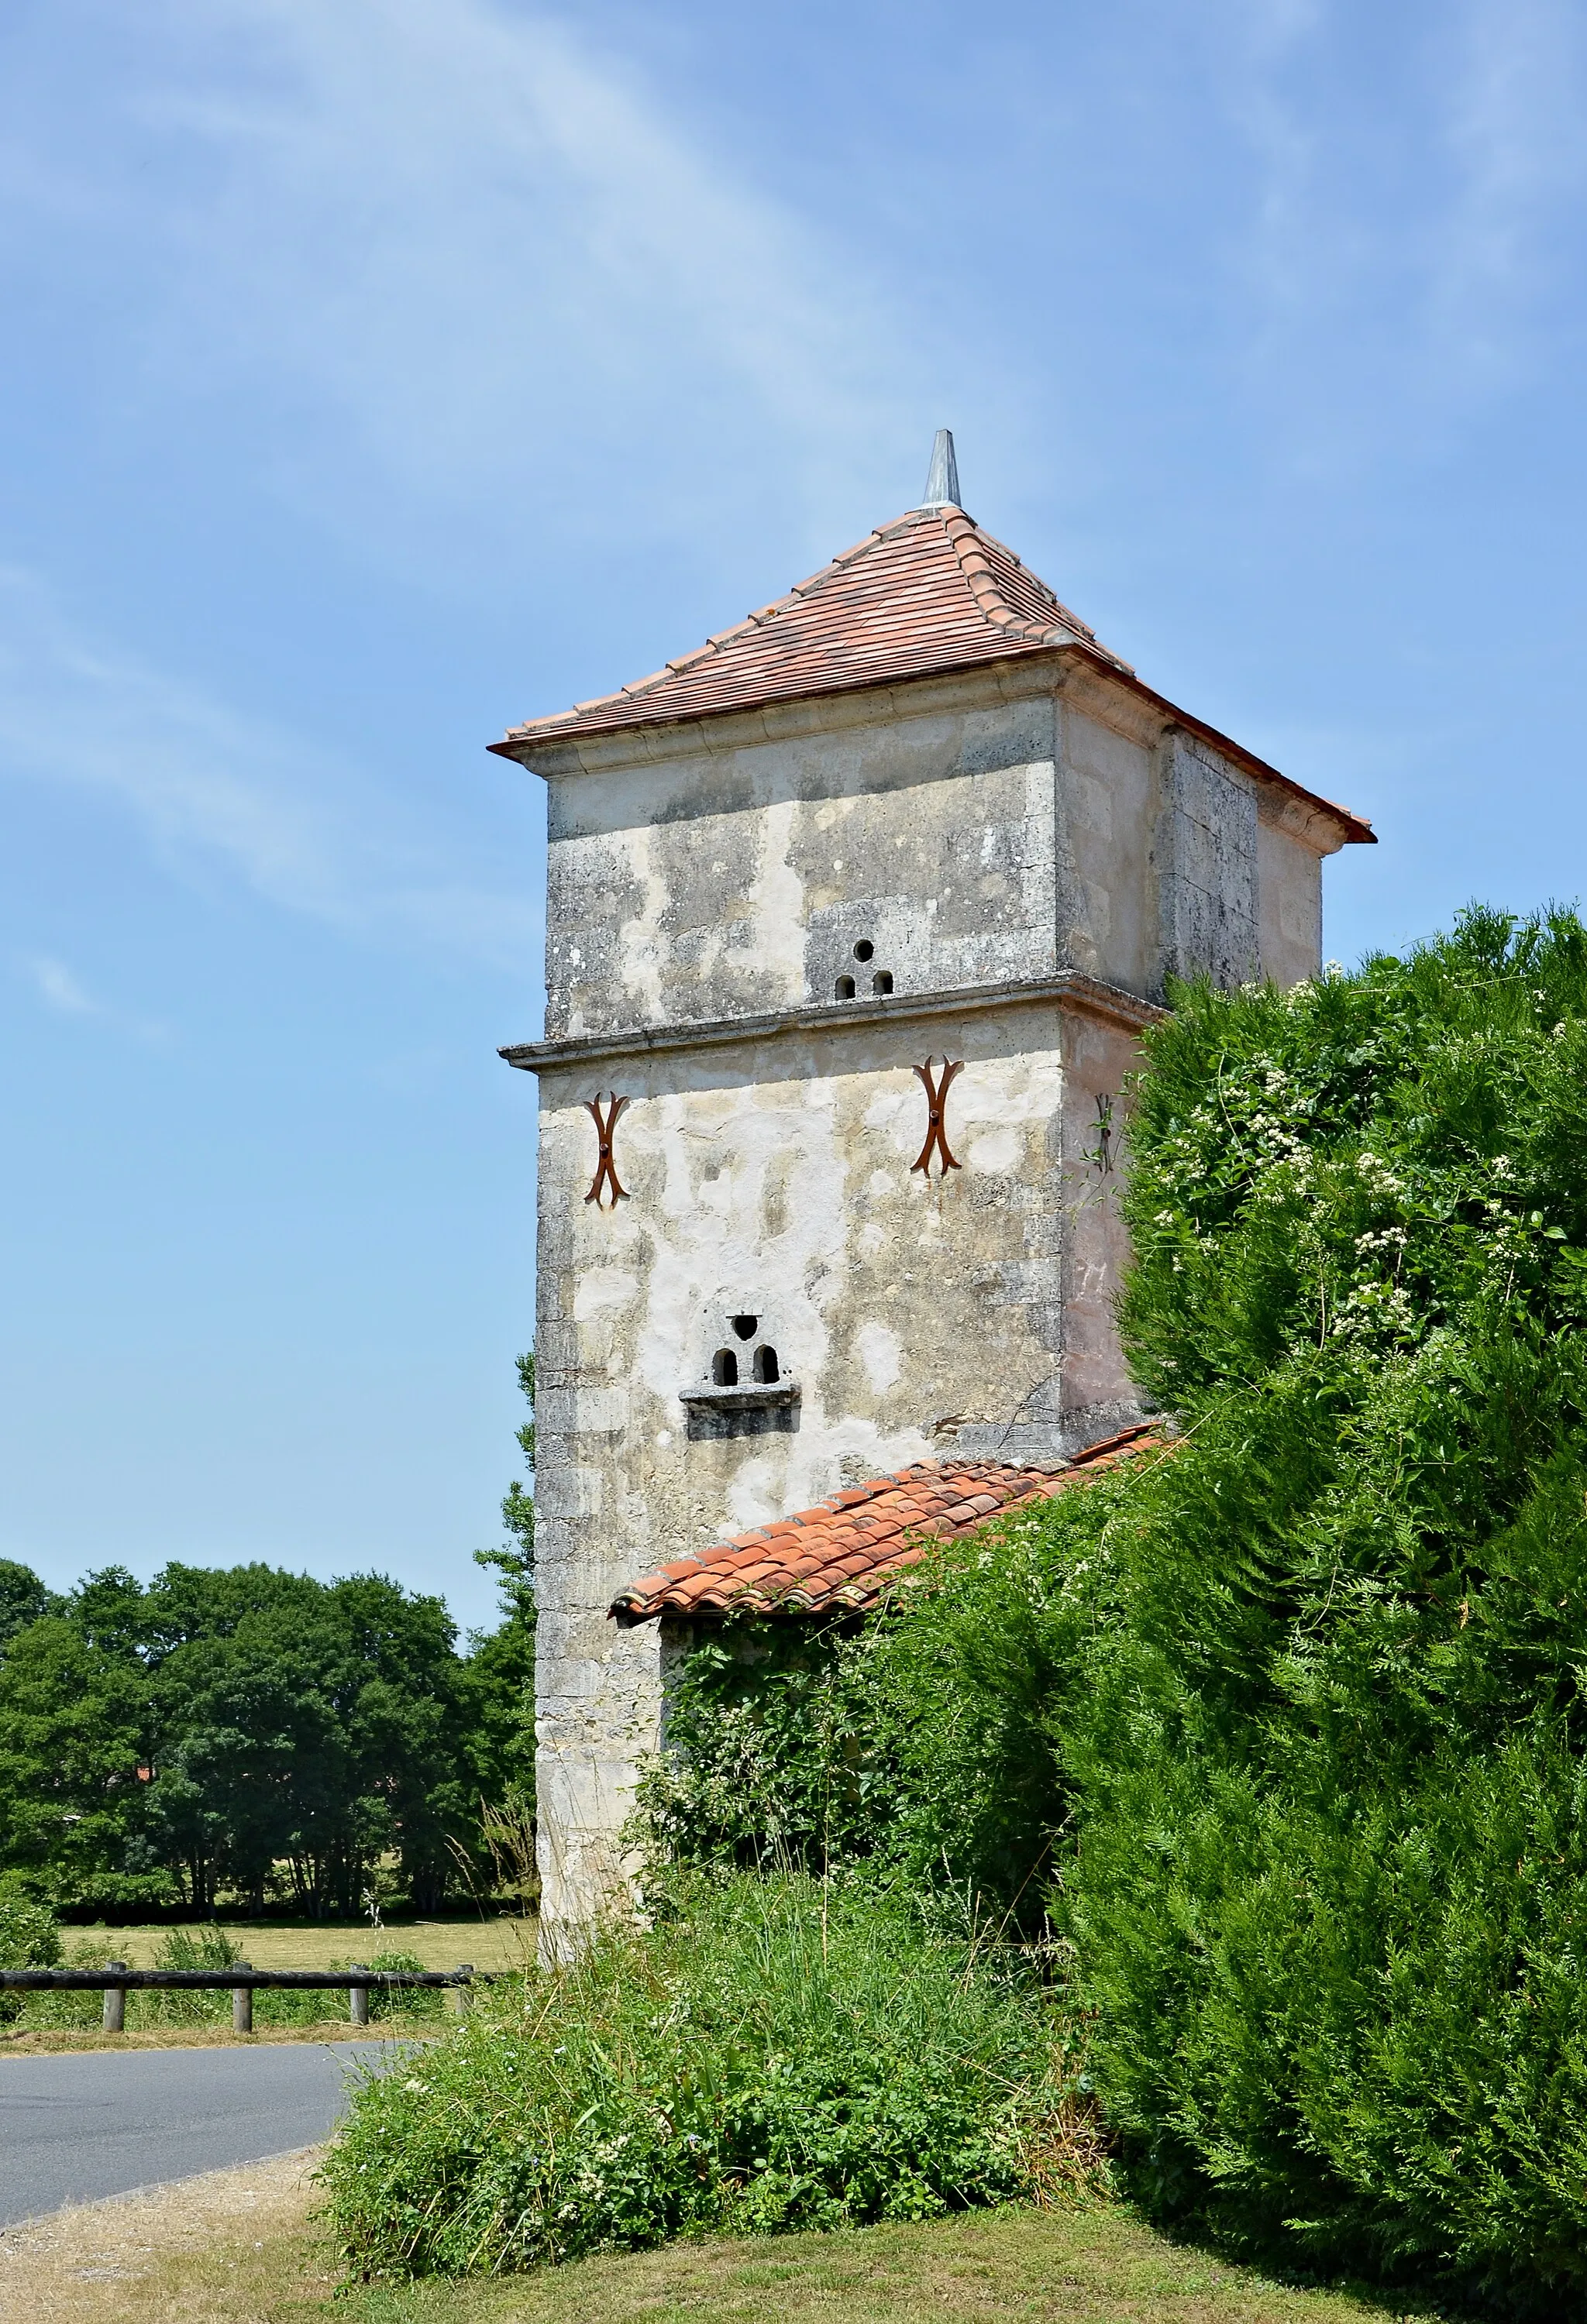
[0, 1964, 497, 2034]
[102, 1961, 126, 2033]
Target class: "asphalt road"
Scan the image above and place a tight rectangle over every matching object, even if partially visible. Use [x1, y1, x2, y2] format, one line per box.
[0, 2041, 401, 2226]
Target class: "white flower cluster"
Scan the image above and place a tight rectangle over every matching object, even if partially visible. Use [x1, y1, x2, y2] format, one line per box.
[1355, 1151, 1406, 1199]
[1327, 1275, 1420, 1346]
[1355, 1226, 1409, 1258]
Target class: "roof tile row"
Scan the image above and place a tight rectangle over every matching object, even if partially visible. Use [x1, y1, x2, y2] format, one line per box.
[610, 1425, 1162, 1621]
[494, 506, 1130, 750]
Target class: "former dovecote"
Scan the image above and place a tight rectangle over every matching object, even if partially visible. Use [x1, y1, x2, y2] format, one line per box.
[492, 434, 1374, 1950]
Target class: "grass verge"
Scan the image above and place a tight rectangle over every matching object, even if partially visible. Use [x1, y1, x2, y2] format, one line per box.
[0, 2167, 1420, 2324]
[0, 2019, 438, 2054]
[329, 2211, 1430, 2323]
[0, 2147, 332, 2324]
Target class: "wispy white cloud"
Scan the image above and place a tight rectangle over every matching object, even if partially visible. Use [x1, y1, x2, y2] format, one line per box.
[27, 956, 97, 1016]
[1432, 0, 1587, 382]
[0, 566, 535, 966]
[0, 2, 943, 971]
[22, 952, 171, 1043]
[22, 0, 941, 570]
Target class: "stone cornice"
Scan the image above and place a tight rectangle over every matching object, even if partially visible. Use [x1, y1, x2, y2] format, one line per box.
[499, 970, 1164, 1074]
[497, 644, 1373, 849]
[499, 653, 1067, 778]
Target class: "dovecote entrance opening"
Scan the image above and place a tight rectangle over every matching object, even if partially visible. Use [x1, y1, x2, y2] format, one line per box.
[835, 938, 893, 1002]
[686, 1301, 798, 1440]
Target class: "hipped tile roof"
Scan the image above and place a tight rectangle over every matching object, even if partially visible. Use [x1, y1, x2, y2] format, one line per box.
[489, 501, 1375, 844]
[493, 504, 1130, 751]
[610, 1425, 1160, 1623]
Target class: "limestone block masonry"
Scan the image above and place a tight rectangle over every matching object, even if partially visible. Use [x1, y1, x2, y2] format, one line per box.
[494, 512, 1369, 1950]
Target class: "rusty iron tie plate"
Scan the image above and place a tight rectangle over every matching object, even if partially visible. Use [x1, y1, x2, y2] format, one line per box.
[911, 1057, 962, 1176]
[584, 1092, 630, 1205]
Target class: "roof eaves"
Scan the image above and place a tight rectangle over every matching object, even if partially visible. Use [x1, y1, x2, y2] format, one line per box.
[1087, 661, 1376, 846]
[490, 636, 1078, 761]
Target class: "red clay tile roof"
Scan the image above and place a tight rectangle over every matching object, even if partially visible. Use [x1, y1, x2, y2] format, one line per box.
[492, 504, 1130, 751]
[610, 1425, 1161, 1622]
[489, 503, 1375, 845]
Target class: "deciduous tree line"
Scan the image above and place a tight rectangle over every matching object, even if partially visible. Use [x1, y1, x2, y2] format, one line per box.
[0, 1356, 536, 1918]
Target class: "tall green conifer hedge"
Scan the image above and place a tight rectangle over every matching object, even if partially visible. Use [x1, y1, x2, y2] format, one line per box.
[1062, 906, 1587, 2305]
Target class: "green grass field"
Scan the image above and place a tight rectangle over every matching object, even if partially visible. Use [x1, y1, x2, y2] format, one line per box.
[53, 1917, 535, 1972]
[318, 2210, 1421, 2324]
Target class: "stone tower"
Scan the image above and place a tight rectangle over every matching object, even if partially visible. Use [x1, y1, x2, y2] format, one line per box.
[492, 438, 1372, 1947]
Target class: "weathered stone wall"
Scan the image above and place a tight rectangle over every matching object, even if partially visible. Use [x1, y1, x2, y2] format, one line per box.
[1155, 732, 1261, 992]
[1257, 792, 1332, 991]
[539, 672, 1064, 1042]
[518, 650, 1346, 1941]
[531, 995, 1134, 1945]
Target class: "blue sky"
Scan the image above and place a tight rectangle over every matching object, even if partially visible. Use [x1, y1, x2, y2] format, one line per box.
[2, 0, 1584, 1628]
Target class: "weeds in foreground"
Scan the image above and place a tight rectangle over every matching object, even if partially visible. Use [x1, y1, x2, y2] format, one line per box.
[322, 1873, 1106, 2279]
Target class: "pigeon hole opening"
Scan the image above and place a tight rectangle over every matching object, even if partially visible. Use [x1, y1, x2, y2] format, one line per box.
[835, 975, 855, 999]
[711, 1349, 739, 1387]
[752, 1345, 780, 1384]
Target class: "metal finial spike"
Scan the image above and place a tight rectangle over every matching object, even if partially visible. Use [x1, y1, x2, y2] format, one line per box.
[919, 428, 960, 510]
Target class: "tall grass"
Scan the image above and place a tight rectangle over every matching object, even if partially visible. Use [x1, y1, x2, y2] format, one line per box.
[323, 1874, 1104, 2278]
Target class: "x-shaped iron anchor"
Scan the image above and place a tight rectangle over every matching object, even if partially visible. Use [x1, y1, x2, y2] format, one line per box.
[911, 1057, 962, 1177]
[584, 1093, 630, 1206]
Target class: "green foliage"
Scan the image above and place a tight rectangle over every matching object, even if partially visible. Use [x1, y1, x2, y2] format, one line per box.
[460, 1348, 537, 1843]
[0, 1348, 540, 1919]
[0, 1887, 61, 2024]
[630, 1506, 1120, 1919]
[0, 1349, 542, 1919]
[0, 1564, 481, 1916]
[632, 1624, 880, 1881]
[499, 1349, 536, 1560]
[0, 1890, 60, 1967]
[466, 1351, 537, 1803]
[0, 1607, 167, 1910]
[1039, 910, 1587, 2300]
[635, 910, 1587, 2306]
[324, 1874, 1100, 2279]
[0, 1560, 62, 1653]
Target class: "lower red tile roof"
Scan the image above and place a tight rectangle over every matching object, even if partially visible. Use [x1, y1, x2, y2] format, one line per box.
[610, 1425, 1161, 1621]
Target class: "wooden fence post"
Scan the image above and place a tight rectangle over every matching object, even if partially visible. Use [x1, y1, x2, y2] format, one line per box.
[349, 1965, 370, 2027]
[102, 1962, 127, 2033]
[449, 1965, 473, 2018]
[232, 1961, 253, 2034]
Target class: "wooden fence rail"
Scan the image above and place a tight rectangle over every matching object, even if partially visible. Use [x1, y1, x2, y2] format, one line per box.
[0, 1962, 498, 2033]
